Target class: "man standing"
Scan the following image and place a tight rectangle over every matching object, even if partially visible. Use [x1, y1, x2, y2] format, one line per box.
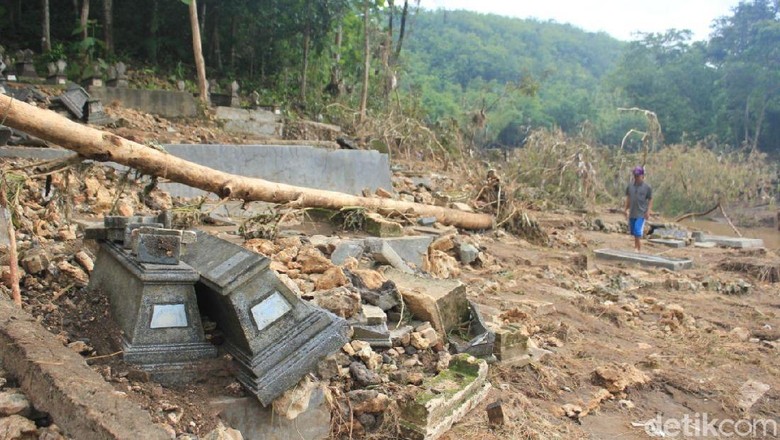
[624, 166, 653, 252]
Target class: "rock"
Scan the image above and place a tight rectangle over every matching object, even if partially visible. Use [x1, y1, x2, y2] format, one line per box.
[0, 391, 31, 417]
[272, 377, 320, 420]
[361, 304, 387, 325]
[297, 248, 333, 274]
[593, 363, 650, 393]
[618, 399, 635, 410]
[737, 380, 770, 413]
[21, 249, 49, 275]
[348, 390, 390, 414]
[37, 426, 67, 440]
[436, 351, 452, 372]
[730, 327, 751, 342]
[0, 415, 37, 440]
[349, 362, 382, 387]
[317, 357, 341, 381]
[486, 401, 505, 427]
[375, 188, 393, 198]
[365, 238, 413, 274]
[56, 225, 78, 241]
[67, 340, 92, 355]
[314, 266, 348, 291]
[458, 243, 480, 265]
[350, 269, 386, 290]
[429, 235, 455, 252]
[410, 332, 430, 350]
[428, 250, 461, 279]
[74, 251, 94, 273]
[390, 325, 413, 347]
[115, 200, 134, 217]
[202, 421, 243, 440]
[382, 236, 435, 269]
[314, 287, 361, 319]
[450, 202, 474, 212]
[57, 260, 89, 287]
[562, 403, 583, 418]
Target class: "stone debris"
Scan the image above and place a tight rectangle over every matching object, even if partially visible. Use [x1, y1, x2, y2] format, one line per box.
[593, 363, 650, 393]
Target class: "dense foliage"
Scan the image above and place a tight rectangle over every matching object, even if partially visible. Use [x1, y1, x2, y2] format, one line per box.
[1, 0, 779, 155]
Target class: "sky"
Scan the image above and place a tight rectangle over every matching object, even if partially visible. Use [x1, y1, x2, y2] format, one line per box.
[416, 0, 743, 41]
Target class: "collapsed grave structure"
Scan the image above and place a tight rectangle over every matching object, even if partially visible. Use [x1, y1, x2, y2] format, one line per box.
[87, 215, 349, 405]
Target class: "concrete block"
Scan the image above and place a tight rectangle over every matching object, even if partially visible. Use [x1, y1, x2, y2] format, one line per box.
[215, 107, 284, 138]
[458, 243, 479, 265]
[89, 87, 198, 118]
[448, 301, 495, 360]
[383, 236, 435, 269]
[364, 213, 403, 237]
[701, 235, 764, 249]
[399, 354, 491, 440]
[362, 304, 387, 325]
[133, 229, 182, 265]
[211, 388, 330, 440]
[181, 231, 349, 406]
[648, 238, 686, 248]
[0, 298, 172, 439]
[489, 323, 530, 363]
[351, 322, 392, 348]
[594, 249, 693, 271]
[384, 269, 469, 336]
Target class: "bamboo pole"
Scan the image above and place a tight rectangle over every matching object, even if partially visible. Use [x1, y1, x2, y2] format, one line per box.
[0, 95, 494, 230]
[0, 175, 21, 306]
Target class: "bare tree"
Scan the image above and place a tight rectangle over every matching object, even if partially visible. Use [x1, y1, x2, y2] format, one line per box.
[187, 0, 209, 105]
[103, 0, 114, 54]
[42, 0, 51, 52]
[359, 0, 370, 122]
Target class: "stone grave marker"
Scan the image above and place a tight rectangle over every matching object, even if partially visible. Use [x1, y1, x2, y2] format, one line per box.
[15, 49, 38, 79]
[180, 231, 349, 406]
[230, 81, 240, 107]
[88, 222, 217, 383]
[58, 86, 90, 120]
[47, 60, 67, 85]
[107, 61, 128, 87]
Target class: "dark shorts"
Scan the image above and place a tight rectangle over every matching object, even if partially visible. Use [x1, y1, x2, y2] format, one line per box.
[629, 218, 645, 237]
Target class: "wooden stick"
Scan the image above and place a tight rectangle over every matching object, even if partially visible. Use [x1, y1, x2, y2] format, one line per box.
[0, 175, 21, 306]
[719, 203, 743, 237]
[0, 94, 494, 230]
[674, 202, 720, 223]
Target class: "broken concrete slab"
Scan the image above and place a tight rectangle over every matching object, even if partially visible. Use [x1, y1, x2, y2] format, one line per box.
[448, 301, 495, 360]
[648, 238, 686, 248]
[594, 249, 693, 271]
[365, 238, 413, 274]
[0, 298, 172, 439]
[384, 269, 469, 337]
[89, 87, 199, 118]
[364, 213, 403, 237]
[180, 231, 349, 406]
[214, 106, 283, 138]
[350, 304, 392, 348]
[399, 354, 491, 440]
[210, 388, 330, 440]
[699, 235, 764, 249]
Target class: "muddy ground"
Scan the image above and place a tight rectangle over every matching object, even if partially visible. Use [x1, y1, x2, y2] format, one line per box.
[1, 101, 779, 440]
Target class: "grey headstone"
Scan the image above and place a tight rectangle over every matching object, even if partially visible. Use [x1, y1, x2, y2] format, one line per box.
[594, 248, 693, 271]
[180, 231, 349, 406]
[88, 241, 217, 383]
[86, 99, 111, 125]
[58, 87, 90, 120]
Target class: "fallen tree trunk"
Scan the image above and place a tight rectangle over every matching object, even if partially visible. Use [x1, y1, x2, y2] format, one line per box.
[0, 95, 494, 230]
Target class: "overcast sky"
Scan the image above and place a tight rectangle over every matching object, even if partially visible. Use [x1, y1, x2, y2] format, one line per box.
[416, 0, 743, 41]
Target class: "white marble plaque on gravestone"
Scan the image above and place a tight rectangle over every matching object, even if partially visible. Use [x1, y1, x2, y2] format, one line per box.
[150, 304, 188, 328]
[251, 291, 291, 331]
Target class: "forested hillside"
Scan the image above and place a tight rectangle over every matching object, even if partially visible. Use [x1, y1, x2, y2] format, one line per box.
[1, 0, 779, 154]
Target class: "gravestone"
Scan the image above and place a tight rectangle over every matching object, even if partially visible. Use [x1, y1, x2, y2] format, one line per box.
[86, 98, 111, 125]
[3, 55, 15, 81]
[230, 81, 240, 107]
[58, 86, 91, 120]
[594, 249, 693, 271]
[82, 63, 103, 88]
[250, 90, 260, 108]
[180, 231, 349, 406]
[88, 220, 217, 384]
[46, 59, 67, 85]
[177, 80, 186, 91]
[15, 49, 37, 79]
[107, 61, 128, 88]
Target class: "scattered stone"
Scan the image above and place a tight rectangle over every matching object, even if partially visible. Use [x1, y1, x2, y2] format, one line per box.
[349, 269, 386, 290]
[298, 247, 333, 274]
[562, 404, 583, 419]
[618, 399, 635, 410]
[314, 286, 361, 318]
[202, 421, 243, 440]
[365, 238, 413, 274]
[314, 266, 348, 291]
[730, 327, 751, 342]
[737, 380, 770, 413]
[317, 357, 341, 381]
[272, 377, 320, 420]
[382, 236, 435, 268]
[67, 340, 93, 355]
[349, 362, 382, 387]
[593, 363, 650, 393]
[361, 304, 387, 325]
[390, 325, 414, 347]
[348, 390, 390, 414]
[458, 243, 480, 265]
[74, 251, 94, 273]
[486, 401, 505, 427]
[428, 250, 461, 279]
[0, 415, 37, 440]
[56, 260, 89, 287]
[21, 249, 49, 274]
[0, 391, 31, 417]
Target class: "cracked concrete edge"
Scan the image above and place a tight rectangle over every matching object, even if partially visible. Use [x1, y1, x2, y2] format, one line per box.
[0, 297, 170, 440]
